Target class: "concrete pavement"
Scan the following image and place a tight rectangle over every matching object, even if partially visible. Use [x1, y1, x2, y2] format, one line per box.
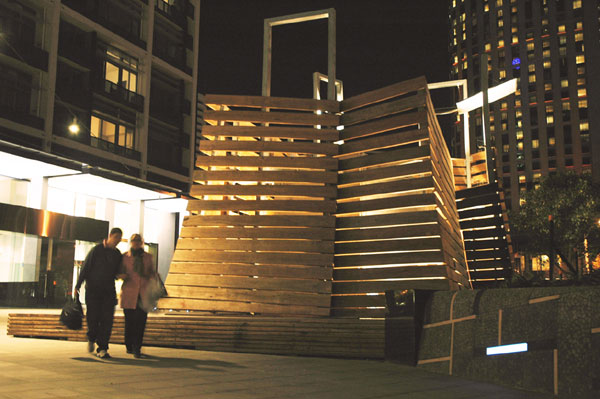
[0, 309, 552, 399]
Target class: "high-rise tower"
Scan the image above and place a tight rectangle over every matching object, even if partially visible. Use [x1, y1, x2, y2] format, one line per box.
[448, 0, 600, 211]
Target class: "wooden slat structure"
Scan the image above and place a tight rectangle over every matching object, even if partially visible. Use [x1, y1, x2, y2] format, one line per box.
[7, 313, 385, 358]
[331, 77, 471, 318]
[160, 94, 339, 317]
[456, 183, 515, 287]
[452, 150, 489, 191]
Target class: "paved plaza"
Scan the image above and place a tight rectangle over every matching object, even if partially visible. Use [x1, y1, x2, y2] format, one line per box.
[0, 309, 551, 399]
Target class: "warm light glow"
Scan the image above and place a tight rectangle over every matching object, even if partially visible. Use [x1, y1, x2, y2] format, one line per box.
[68, 119, 80, 134]
[486, 343, 528, 356]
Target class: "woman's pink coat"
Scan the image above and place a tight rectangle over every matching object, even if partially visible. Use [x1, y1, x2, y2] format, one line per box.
[119, 251, 156, 309]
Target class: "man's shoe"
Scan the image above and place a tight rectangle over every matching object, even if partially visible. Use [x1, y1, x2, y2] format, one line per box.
[133, 349, 143, 358]
[87, 341, 95, 353]
[96, 350, 111, 359]
[126, 346, 133, 354]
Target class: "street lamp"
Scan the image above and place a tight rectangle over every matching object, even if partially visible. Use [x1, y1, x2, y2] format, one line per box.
[68, 118, 80, 134]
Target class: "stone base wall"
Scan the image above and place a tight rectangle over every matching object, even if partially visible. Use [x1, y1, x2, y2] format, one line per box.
[417, 286, 600, 399]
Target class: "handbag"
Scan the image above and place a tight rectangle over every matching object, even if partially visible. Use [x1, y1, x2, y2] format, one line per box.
[140, 274, 167, 313]
[60, 295, 83, 330]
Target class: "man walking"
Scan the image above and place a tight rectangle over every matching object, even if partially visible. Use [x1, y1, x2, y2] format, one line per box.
[75, 227, 123, 358]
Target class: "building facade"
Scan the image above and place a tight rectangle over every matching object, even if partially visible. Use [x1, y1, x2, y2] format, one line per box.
[448, 0, 600, 211]
[0, 0, 199, 307]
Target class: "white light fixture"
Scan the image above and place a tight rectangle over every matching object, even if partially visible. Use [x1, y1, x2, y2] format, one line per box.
[68, 118, 80, 134]
[486, 342, 528, 356]
[456, 78, 518, 113]
[0, 151, 78, 179]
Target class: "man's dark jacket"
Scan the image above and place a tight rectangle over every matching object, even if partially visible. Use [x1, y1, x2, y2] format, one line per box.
[75, 243, 122, 297]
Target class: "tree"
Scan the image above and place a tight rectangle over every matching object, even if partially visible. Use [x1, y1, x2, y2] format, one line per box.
[509, 172, 600, 277]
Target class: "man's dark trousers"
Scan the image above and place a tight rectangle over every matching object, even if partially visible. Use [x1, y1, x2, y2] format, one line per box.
[85, 290, 115, 351]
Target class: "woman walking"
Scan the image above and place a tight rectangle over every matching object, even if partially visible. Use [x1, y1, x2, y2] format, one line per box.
[119, 233, 156, 358]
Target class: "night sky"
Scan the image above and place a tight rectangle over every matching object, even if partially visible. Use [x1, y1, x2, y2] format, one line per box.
[198, 0, 451, 101]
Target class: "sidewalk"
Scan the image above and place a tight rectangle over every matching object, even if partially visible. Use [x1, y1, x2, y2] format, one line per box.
[0, 309, 552, 399]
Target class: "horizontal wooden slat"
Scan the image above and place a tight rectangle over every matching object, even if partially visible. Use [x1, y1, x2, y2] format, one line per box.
[335, 237, 442, 254]
[333, 265, 449, 280]
[187, 199, 336, 213]
[330, 295, 386, 308]
[332, 278, 450, 294]
[194, 169, 338, 184]
[337, 176, 433, 200]
[340, 114, 427, 143]
[165, 274, 331, 293]
[196, 155, 338, 170]
[201, 125, 339, 141]
[183, 215, 336, 228]
[168, 262, 333, 280]
[190, 184, 337, 199]
[166, 285, 331, 308]
[338, 145, 430, 172]
[336, 223, 441, 242]
[204, 93, 339, 113]
[334, 251, 444, 267]
[335, 210, 438, 229]
[158, 297, 330, 316]
[198, 140, 339, 156]
[178, 227, 335, 240]
[341, 92, 426, 126]
[176, 238, 334, 253]
[172, 250, 333, 267]
[338, 160, 431, 185]
[341, 76, 427, 112]
[204, 110, 339, 126]
[335, 193, 436, 215]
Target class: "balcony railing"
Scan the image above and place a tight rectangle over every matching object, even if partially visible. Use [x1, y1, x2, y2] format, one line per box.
[95, 80, 144, 112]
[90, 136, 141, 160]
[155, 0, 187, 29]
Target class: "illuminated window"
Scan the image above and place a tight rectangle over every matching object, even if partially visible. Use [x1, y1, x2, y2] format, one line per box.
[497, 0, 503, 6]
[562, 102, 570, 111]
[559, 36, 567, 45]
[91, 114, 135, 150]
[528, 74, 536, 83]
[503, 144, 510, 153]
[546, 115, 554, 124]
[578, 99, 587, 108]
[558, 25, 566, 33]
[485, 43, 491, 51]
[543, 40, 550, 49]
[516, 130, 523, 139]
[519, 175, 526, 183]
[527, 42, 535, 51]
[532, 139, 539, 149]
[543, 60, 551, 68]
[577, 78, 586, 86]
[528, 64, 535, 72]
[561, 80, 568, 88]
[499, 70, 506, 78]
[512, 35, 518, 44]
[105, 47, 138, 93]
[578, 88, 586, 97]
[558, 47, 566, 56]
[543, 49, 551, 58]
[545, 83, 552, 92]
[573, 0, 582, 8]
[549, 137, 555, 146]
[498, 19, 504, 28]
[580, 122, 589, 131]
[498, 39, 505, 47]
[517, 142, 523, 150]
[576, 22, 583, 30]
[576, 55, 585, 64]
[575, 33, 583, 41]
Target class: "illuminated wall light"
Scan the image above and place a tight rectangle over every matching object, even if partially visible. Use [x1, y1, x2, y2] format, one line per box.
[486, 343, 528, 356]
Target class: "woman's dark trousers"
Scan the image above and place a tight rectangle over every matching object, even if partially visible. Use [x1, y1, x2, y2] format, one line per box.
[124, 306, 148, 352]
